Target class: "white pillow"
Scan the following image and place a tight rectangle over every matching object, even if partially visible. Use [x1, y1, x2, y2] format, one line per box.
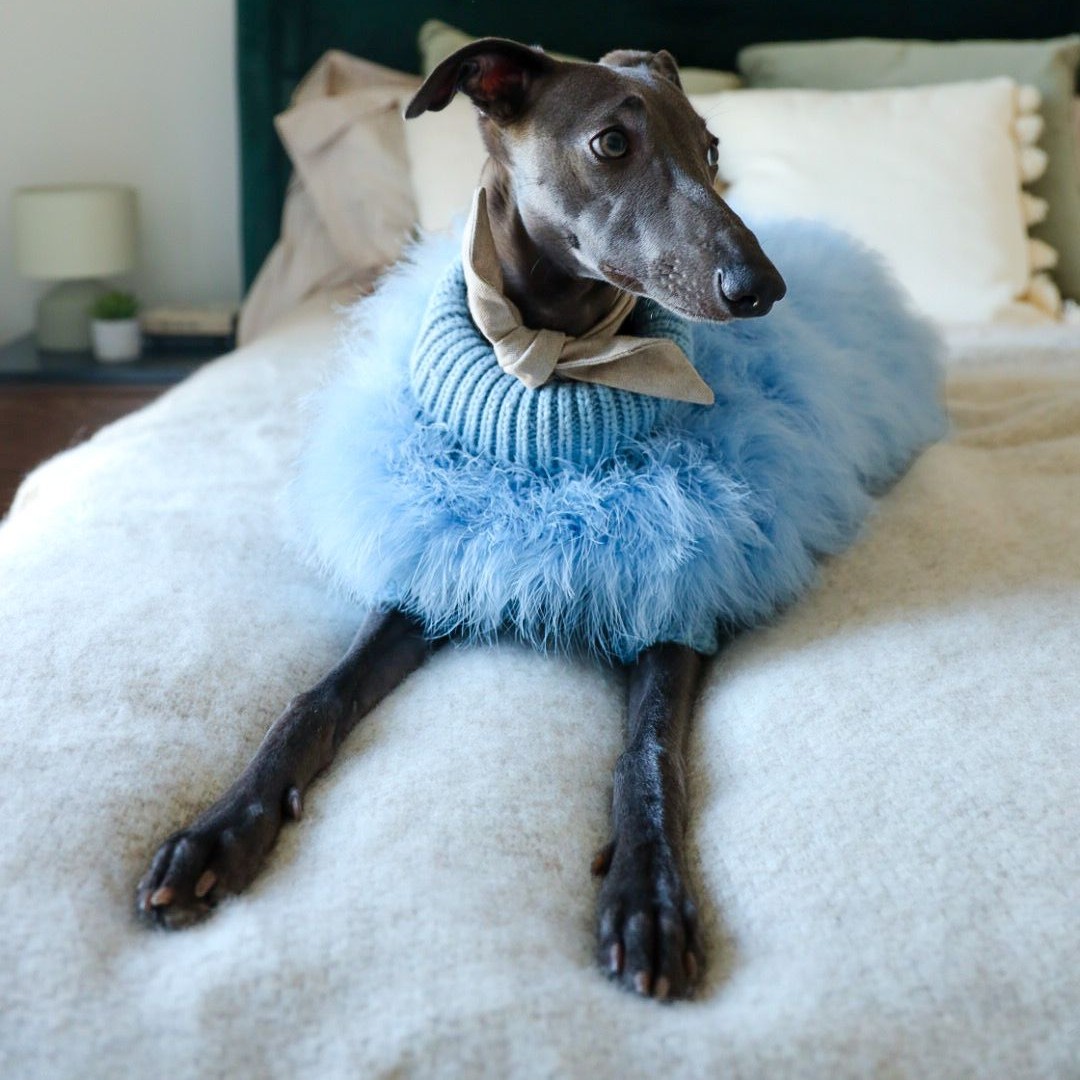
[695, 79, 1059, 324]
[404, 78, 1060, 324]
[403, 95, 487, 236]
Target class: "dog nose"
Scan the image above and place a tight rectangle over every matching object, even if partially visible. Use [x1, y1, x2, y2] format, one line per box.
[717, 263, 787, 318]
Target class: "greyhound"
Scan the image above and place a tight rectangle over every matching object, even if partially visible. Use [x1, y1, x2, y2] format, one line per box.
[137, 38, 786, 1003]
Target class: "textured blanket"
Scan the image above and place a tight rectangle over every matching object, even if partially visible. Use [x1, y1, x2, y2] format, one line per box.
[1, 297, 1077, 1079]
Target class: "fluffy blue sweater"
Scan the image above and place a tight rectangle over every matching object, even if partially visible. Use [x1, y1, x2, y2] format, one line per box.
[292, 221, 945, 662]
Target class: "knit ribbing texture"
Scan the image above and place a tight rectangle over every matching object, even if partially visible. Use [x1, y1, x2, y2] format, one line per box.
[409, 262, 695, 469]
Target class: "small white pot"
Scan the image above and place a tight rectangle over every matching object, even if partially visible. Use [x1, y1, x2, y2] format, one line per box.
[91, 318, 141, 362]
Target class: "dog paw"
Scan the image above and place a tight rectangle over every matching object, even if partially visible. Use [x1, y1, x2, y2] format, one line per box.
[135, 783, 300, 929]
[594, 835, 703, 1001]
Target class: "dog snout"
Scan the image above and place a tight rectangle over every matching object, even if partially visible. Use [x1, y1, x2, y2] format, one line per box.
[717, 260, 787, 319]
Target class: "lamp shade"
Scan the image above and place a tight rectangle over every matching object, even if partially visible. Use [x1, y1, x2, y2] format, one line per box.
[12, 184, 137, 280]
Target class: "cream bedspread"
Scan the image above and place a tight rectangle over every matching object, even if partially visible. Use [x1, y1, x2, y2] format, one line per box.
[1, 297, 1077, 1079]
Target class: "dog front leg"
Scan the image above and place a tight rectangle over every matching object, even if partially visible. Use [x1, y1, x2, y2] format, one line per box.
[595, 642, 706, 1001]
[136, 607, 436, 928]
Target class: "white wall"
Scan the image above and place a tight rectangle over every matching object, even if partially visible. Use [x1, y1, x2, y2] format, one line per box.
[0, 0, 240, 344]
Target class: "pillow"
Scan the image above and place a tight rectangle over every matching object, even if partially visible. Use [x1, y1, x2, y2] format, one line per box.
[737, 37, 1080, 302]
[696, 80, 1058, 324]
[239, 52, 420, 344]
[403, 78, 1058, 324]
[403, 96, 487, 234]
[418, 19, 742, 94]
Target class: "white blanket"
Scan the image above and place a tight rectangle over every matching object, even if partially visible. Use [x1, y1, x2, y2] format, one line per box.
[1, 297, 1078, 1079]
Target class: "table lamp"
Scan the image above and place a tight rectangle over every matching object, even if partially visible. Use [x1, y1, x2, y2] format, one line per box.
[12, 184, 137, 351]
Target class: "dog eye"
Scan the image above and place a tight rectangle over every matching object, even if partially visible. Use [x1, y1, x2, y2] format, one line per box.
[707, 140, 719, 168]
[591, 128, 629, 159]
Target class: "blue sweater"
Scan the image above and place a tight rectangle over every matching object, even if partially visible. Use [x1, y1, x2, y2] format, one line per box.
[291, 222, 945, 662]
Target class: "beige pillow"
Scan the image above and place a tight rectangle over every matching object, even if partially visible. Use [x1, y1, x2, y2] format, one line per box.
[239, 52, 420, 344]
[405, 77, 1060, 324]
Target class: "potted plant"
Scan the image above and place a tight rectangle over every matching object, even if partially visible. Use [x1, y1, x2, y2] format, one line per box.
[90, 291, 141, 362]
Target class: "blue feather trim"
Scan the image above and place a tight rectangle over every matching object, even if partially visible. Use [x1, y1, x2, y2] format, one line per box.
[291, 221, 945, 662]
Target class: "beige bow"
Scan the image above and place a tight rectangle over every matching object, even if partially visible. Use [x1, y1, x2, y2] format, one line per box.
[462, 188, 714, 405]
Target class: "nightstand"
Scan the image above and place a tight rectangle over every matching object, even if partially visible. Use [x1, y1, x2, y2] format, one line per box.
[0, 335, 227, 515]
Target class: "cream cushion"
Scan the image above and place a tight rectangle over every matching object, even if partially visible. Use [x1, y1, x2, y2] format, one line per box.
[403, 95, 488, 234]
[736, 36, 1080, 303]
[695, 80, 1058, 324]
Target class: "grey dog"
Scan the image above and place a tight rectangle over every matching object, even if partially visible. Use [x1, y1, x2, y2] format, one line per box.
[137, 38, 785, 1003]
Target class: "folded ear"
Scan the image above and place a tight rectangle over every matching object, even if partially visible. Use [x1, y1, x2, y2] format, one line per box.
[599, 48, 683, 90]
[405, 38, 555, 124]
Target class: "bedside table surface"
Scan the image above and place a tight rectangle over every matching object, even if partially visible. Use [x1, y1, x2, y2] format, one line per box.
[0, 334, 227, 385]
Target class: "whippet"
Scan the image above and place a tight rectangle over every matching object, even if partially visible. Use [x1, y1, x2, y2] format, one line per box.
[137, 38, 786, 1003]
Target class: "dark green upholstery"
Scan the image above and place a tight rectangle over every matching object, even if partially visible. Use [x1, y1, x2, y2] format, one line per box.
[237, 0, 1080, 288]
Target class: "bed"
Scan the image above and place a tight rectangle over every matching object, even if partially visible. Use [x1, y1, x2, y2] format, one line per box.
[2, 3, 1079, 1077]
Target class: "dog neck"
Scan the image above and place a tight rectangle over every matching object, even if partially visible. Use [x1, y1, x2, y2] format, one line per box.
[481, 161, 624, 338]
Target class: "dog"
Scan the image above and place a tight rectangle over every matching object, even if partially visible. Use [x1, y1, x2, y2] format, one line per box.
[137, 38, 787, 1004]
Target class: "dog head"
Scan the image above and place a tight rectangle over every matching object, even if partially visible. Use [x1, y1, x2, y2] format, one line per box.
[406, 38, 785, 322]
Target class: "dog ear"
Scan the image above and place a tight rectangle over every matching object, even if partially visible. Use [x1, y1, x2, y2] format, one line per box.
[405, 38, 555, 124]
[599, 48, 683, 90]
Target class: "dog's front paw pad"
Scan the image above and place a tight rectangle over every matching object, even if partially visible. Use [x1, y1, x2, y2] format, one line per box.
[135, 797, 279, 930]
[596, 841, 703, 1002]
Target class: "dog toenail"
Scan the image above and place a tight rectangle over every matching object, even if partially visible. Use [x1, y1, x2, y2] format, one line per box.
[149, 886, 175, 908]
[286, 787, 303, 820]
[654, 977, 670, 1000]
[609, 943, 623, 974]
[685, 951, 697, 980]
[634, 971, 652, 996]
[194, 870, 217, 898]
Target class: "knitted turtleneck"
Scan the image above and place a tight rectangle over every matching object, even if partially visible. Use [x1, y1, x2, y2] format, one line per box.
[409, 260, 697, 471]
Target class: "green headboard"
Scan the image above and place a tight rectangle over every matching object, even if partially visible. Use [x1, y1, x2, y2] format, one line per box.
[236, 0, 1080, 289]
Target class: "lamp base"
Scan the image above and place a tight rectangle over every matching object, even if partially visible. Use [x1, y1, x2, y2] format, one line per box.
[36, 279, 108, 351]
